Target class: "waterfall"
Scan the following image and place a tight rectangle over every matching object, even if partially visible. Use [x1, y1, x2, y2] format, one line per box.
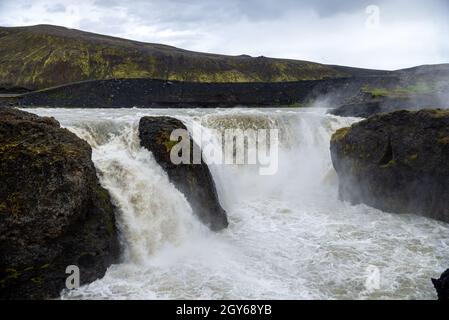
[25, 108, 449, 300]
[191, 109, 356, 206]
[68, 122, 208, 264]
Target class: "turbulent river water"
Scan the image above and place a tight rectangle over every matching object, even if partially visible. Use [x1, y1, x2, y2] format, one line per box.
[26, 107, 449, 300]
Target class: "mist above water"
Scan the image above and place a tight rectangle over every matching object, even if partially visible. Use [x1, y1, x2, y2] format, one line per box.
[26, 107, 449, 300]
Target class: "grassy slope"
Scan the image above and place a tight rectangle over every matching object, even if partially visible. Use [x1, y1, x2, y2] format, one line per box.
[0, 25, 352, 90]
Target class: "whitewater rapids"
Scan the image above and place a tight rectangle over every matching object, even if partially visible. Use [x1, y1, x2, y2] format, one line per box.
[26, 107, 449, 300]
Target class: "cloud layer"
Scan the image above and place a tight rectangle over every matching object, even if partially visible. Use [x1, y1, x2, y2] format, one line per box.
[0, 0, 448, 70]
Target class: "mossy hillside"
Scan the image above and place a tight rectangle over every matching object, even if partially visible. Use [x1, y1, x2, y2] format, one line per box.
[361, 81, 447, 98]
[0, 25, 349, 90]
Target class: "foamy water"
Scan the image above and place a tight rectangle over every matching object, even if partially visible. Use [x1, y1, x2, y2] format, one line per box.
[25, 108, 449, 300]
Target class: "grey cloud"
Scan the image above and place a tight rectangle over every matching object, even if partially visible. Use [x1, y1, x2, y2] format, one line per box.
[46, 3, 66, 13]
[93, 0, 121, 7]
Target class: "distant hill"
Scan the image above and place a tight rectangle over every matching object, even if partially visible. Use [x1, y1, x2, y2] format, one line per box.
[1, 24, 448, 115]
[0, 24, 362, 90]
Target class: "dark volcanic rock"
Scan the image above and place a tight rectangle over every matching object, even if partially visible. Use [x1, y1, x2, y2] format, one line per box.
[432, 269, 449, 300]
[9, 75, 412, 109]
[330, 101, 383, 118]
[330, 94, 448, 118]
[330, 109, 449, 223]
[0, 108, 120, 299]
[138, 116, 228, 231]
[6, 66, 445, 111]
[12, 78, 350, 108]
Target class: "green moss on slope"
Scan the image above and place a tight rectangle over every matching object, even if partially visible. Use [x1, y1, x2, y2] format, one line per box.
[0, 25, 349, 90]
[361, 81, 442, 98]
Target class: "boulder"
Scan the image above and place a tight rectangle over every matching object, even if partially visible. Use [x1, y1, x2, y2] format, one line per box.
[330, 109, 449, 222]
[432, 269, 449, 300]
[138, 116, 228, 231]
[0, 108, 120, 299]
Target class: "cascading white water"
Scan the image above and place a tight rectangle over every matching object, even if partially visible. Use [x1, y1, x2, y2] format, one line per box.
[26, 108, 449, 300]
[67, 123, 207, 263]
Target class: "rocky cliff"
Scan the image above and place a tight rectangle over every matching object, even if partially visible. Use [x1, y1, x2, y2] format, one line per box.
[0, 108, 120, 299]
[330, 109, 449, 223]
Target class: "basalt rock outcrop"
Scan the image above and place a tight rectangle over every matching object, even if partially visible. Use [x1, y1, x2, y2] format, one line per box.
[0, 108, 119, 299]
[432, 269, 449, 300]
[330, 109, 449, 223]
[138, 116, 228, 231]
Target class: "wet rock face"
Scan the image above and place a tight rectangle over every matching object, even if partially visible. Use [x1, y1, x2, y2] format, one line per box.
[432, 269, 449, 300]
[0, 108, 120, 300]
[330, 109, 449, 223]
[138, 116, 228, 231]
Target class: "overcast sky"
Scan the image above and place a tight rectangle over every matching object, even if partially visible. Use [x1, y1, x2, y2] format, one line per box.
[0, 0, 448, 70]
